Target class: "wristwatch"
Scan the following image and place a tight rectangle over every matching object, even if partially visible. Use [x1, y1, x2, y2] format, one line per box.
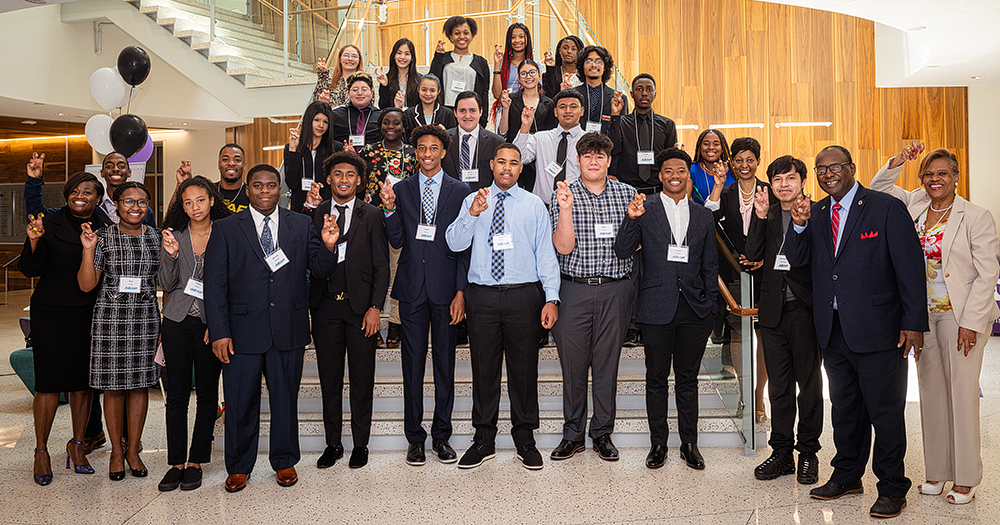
[547, 300, 560, 307]
[371, 304, 382, 312]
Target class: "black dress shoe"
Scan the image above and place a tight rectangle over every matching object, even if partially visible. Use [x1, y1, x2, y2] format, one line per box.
[622, 328, 642, 347]
[592, 435, 619, 461]
[809, 479, 863, 500]
[348, 447, 368, 469]
[516, 444, 543, 470]
[754, 453, 794, 480]
[550, 439, 585, 460]
[870, 495, 906, 518]
[797, 453, 819, 485]
[158, 467, 183, 491]
[645, 445, 667, 469]
[432, 439, 457, 463]
[679, 442, 705, 469]
[317, 444, 344, 469]
[458, 442, 495, 469]
[180, 466, 202, 490]
[405, 442, 425, 466]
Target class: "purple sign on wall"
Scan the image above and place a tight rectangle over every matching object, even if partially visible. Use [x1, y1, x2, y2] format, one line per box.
[994, 279, 1000, 335]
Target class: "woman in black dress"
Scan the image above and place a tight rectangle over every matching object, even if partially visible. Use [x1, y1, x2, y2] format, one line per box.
[19, 163, 110, 485]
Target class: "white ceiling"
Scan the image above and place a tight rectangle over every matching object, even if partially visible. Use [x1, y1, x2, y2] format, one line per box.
[0, 0, 75, 14]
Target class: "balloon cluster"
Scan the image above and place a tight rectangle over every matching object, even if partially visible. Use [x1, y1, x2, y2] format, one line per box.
[85, 46, 153, 163]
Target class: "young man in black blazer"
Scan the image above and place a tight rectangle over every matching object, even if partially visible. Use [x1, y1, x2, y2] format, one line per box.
[614, 148, 717, 471]
[304, 151, 389, 470]
[574, 46, 628, 135]
[744, 156, 822, 484]
[442, 91, 505, 192]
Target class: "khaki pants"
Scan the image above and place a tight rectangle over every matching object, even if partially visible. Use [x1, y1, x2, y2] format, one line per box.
[917, 310, 986, 486]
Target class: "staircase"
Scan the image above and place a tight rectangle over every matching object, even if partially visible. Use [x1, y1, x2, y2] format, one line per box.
[215, 335, 767, 452]
[124, 0, 319, 86]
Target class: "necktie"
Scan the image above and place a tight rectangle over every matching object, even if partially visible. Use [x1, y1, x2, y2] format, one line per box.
[422, 178, 435, 224]
[831, 202, 842, 255]
[261, 216, 274, 255]
[461, 134, 472, 171]
[334, 204, 347, 237]
[489, 192, 508, 281]
[638, 114, 653, 183]
[553, 131, 569, 189]
[589, 86, 600, 120]
[355, 108, 367, 136]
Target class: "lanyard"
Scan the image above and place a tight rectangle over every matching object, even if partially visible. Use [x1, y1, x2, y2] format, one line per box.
[634, 112, 654, 151]
[668, 201, 688, 246]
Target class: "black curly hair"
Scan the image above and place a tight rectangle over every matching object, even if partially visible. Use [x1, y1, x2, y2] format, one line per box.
[576, 45, 614, 84]
[161, 176, 232, 231]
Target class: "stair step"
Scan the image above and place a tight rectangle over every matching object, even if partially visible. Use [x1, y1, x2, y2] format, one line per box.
[135, 0, 261, 31]
[191, 41, 305, 70]
[139, 4, 264, 34]
[245, 75, 322, 88]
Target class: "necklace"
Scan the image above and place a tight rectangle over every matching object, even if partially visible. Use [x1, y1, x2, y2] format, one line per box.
[929, 202, 953, 213]
[739, 181, 755, 197]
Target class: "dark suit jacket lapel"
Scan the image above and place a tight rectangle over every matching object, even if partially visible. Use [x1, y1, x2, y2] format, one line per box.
[437, 177, 454, 220]
[835, 185, 867, 261]
[767, 205, 783, 247]
[816, 197, 835, 261]
[346, 203, 364, 245]
[646, 196, 673, 245]
[238, 211, 268, 267]
[277, 208, 294, 253]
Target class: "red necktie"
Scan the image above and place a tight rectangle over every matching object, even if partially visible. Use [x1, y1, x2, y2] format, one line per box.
[831, 202, 842, 254]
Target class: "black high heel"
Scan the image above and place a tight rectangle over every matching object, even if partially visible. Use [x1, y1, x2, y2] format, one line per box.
[109, 452, 125, 481]
[33, 449, 52, 486]
[126, 457, 148, 478]
[66, 439, 94, 474]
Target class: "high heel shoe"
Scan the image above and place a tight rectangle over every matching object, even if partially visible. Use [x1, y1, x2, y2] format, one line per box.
[946, 485, 977, 505]
[66, 439, 94, 474]
[918, 481, 944, 495]
[126, 457, 148, 478]
[109, 453, 125, 481]
[755, 409, 768, 423]
[33, 449, 52, 486]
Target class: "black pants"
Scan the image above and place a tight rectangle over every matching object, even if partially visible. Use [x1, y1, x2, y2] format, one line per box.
[311, 293, 377, 447]
[465, 283, 543, 447]
[398, 286, 456, 443]
[162, 315, 221, 465]
[640, 296, 713, 445]
[825, 312, 911, 498]
[760, 300, 823, 456]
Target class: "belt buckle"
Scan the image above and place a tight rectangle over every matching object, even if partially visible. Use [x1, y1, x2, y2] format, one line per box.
[586, 277, 601, 286]
[335, 292, 346, 301]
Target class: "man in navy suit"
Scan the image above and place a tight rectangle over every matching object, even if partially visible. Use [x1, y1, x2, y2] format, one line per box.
[204, 164, 341, 493]
[785, 145, 927, 519]
[614, 148, 717, 470]
[378, 124, 472, 466]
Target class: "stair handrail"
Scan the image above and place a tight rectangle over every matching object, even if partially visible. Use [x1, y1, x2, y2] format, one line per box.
[325, 0, 362, 65]
[376, 0, 525, 30]
[718, 276, 757, 317]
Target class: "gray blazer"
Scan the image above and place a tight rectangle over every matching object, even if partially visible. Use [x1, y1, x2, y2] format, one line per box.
[158, 227, 207, 324]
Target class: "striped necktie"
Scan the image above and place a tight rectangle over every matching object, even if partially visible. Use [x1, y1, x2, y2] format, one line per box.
[461, 134, 472, 171]
[831, 202, 842, 255]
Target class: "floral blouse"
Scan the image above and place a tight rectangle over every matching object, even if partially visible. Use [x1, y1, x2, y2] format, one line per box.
[359, 142, 418, 206]
[917, 209, 952, 312]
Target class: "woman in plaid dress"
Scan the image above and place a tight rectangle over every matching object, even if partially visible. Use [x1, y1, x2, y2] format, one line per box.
[78, 181, 160, 481]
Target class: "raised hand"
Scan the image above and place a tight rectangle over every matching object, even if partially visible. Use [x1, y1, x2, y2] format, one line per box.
[162, 228, 179, 257]
[520, 104, 535, 130]
[318, 89, 331, 104]
[888, 139, 926, 169]
[305, 182, 324, 207]
[493, 43, 504, 66]
[26, 213, 44, 242]
[790, 192, 811, 226]
[627, 193, 647, 219]
[544, 49, 555, 67]
[560, 73, 573, 91]
[675, 142, 687, 152]
[712, 162, 729, 187]
[500, 89, 512, 109]
[436, 39, 446, 54]
[555, 181, 573, 210]
[26, 152, 44, 179]
[320, 213, 341, 250]
[379, 179, 397, 209]
[316, 58, 327, 71]
[175, 160, 192, 186]
[469, 187, 489, 217]
[289, 127, 300, 150]
[753, 185, 769, 219]
[376, 66, 389, 87]
[80, 221, 98, 251]
[394, 90, 405, 109]
[610, 91, 624, 116]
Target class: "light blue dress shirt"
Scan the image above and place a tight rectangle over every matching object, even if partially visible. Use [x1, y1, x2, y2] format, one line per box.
[384, 169, 443, 223]
[445, 182, 561, 302]
[792, 179, 859, 309]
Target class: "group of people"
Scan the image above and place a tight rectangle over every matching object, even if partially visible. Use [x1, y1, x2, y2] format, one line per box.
[19, 14, 999, 521]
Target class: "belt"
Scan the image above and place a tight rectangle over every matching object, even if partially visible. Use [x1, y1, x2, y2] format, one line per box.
[561, 273, 630, 285]
[782, 299, 805, 311]
[324, 290, 349, 301]
[473, 282, 533, 291]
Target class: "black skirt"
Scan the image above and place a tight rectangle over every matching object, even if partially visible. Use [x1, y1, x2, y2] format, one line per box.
[31, 303, 94, 393]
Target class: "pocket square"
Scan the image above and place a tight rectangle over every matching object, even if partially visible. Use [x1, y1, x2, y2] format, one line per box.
[861, 231, 879, 239]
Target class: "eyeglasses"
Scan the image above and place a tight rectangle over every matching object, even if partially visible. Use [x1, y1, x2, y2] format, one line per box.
[814, 162, 850, 176]
[518, 70, 539, 78]
[120, 198, 149, 208]
[584, 59, 603, 66]
[342, 54, 360, 60]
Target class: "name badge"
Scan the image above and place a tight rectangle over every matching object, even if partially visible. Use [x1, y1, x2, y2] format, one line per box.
[667, 245, 689, 263]
[638, 151, 655, 165]
[349, 135, 365, 148]
[586, 121, 602, 133]
[265, 248, 290, 272]
[774, 254, 791, 271]
[450, 80, 466, 92]
[461, 169, 479, 183]
[544, 161, 563, 178]
[184, 278, 204, 299]
[337, 242, 347, 263]
[595, 224, 615, 238]
[301, 178, 314, 192]
[416, 224, 437, 241]
[492, 233, 513, 251]
[119, 277, 141, 294]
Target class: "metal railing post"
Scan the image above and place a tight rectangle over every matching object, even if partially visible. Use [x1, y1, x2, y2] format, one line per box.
[283, 0, 289, 77]
[210, 0, 216, 41]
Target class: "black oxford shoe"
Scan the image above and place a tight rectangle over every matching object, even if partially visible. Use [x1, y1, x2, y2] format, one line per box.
[550, 439, 585, 460]
[810, 479, 863, 500]
[405, 442, 425, 466]
[645, 445, 667, 469]
[317, 444, 344, 469]
[870, 495, 906, 518]
[592, 435, 619, 461]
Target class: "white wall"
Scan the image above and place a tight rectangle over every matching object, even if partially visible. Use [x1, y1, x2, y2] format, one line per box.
[968, 85, 1000, 233]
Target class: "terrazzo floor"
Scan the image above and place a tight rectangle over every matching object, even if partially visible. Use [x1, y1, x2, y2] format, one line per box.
[1, 289, 999, 524]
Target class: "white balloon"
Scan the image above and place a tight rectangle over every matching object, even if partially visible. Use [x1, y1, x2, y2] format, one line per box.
[85, 114, 114, 154]
[89, 67, 126, 111]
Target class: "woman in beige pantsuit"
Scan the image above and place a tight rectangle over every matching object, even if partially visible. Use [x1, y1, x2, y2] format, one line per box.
[871, 143, 1000, 505]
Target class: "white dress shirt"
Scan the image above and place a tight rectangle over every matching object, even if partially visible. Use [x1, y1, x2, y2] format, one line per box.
[513, 124, 585, 205]
[659, 193, 690, 245]
[330, 197, 356, 236]
[248, 205, 280, 252]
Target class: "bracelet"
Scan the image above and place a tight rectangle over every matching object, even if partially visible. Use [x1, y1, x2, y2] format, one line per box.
[494, 71, 502, 75]
[381, 205, 396, 213]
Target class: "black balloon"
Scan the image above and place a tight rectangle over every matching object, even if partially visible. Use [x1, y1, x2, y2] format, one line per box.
[117, 46, 151, 86]
[110, 114, 148, 159]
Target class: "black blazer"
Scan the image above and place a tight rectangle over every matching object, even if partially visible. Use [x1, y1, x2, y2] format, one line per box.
[575, 82, 628, 135]
[714, 179, 773, 256]
[204, 208, 339, 354]
[785, 184, 928, 351]
[402, 104, 458, 144]
[614, 197, 718, 324]
[378, 81, 420, 110]
[429, 51, 490, 129]
[541, 66, 567, 99]
[284, 143, 344, 213]
[744, 204, 814, 328]
[307, 199, 390, 314]
[385, 173, 471, 305]
[501, 91, 556, 143]
[331, 104, 383, 147]
[19, 208, 111, 308]
[441, 127, 506, 192]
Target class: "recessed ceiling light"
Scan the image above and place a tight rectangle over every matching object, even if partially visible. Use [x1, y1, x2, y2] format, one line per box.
[181, 122, 189, 126]
[926, 65, 940, 69]
[22, 120, 37, 125]
[970, 75, 985, 80]
[167, 122, 173, 125]
[33, 102, 44, 106]
[56, 113, 67, 116]
[908, 26, 926, 31]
